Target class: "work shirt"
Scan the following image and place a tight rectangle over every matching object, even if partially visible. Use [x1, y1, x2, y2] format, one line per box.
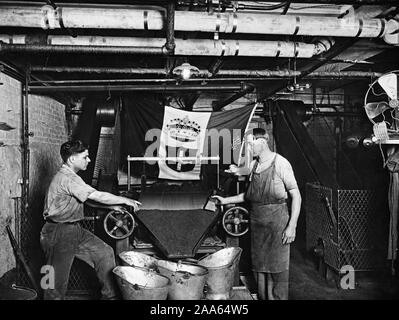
[43, 164, 96, 223]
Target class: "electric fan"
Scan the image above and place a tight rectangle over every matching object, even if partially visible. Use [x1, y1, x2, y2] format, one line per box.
[363, 70, 399, 142]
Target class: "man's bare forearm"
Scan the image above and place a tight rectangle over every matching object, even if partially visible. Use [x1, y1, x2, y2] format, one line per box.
[88, 191, 131, 206]
[224, 193, 246, 204]
[288, 188, 301, 228]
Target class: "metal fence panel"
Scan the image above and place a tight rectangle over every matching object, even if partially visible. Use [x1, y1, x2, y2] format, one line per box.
[306, 183, 387, 272]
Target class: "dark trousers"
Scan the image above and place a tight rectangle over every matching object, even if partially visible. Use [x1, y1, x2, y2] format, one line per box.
[40, 222, 117, 300]
[255, 270, 289, 300]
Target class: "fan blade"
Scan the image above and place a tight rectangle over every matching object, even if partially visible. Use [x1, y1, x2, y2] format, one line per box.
[378, 73, 398, 100]
[364, 101, 390, 119]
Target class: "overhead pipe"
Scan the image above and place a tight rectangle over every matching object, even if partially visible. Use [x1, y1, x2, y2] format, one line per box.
[0, 35, 334, 58]
[309, 111, 362, 117]
[305, 71, 383, 78]
[0, 5, 397, 44]
[212, 83, 255, 111]
[28, 66, 382, 79]
[181, 1, 388, 14]
[255, 0, 398, 4]
[0, 42, 166, 55]
[27, 83, 251, 93]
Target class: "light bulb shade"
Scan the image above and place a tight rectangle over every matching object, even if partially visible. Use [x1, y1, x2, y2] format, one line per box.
[287, 82, 311, 92]
[181, 68, 191, 80]
[172, 62, 200, 79]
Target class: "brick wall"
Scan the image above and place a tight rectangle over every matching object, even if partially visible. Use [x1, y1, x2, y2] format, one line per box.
[0, 72, 68, 280]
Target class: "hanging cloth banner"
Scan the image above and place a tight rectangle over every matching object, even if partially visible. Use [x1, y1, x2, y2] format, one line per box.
[158, 106, 212, 180]
[121, 95, 256, 180]
[158, 104, 257, 180]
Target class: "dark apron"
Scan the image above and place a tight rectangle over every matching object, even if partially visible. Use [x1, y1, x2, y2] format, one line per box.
[245, 155, 290, 273]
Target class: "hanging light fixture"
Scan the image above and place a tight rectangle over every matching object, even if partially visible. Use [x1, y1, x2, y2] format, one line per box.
[287, 52, 311, 92]
[287, 81, 312, 92]
[172, 62, 200, 80]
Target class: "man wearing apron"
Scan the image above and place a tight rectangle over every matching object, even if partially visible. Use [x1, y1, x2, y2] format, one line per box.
[213, 128, 301, 300]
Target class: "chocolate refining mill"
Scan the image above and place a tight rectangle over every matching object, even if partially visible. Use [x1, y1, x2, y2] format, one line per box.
[76, 97, 250, 272]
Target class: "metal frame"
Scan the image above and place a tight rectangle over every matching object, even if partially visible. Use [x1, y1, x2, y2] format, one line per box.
[127, 155, 220, 191]
[306, 182, 388, 272]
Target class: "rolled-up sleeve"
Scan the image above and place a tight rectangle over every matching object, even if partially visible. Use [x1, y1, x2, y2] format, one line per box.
[66, 175, 96, 203]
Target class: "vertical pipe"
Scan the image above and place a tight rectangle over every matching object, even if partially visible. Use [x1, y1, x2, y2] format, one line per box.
[334, 117, 342, 183]
[127, 156, 130, 191]
[21, 70, 30, 221]
[164, 1, 176, 54]
[13, 197, 20, 244]
[25, 72, 30, 207]
[217, 158, 220, 190]
[20, 78, 25, 222]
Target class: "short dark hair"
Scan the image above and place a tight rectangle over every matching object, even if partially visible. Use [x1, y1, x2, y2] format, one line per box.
[253, 127, 267, 139]
[60, 140, 89, 163]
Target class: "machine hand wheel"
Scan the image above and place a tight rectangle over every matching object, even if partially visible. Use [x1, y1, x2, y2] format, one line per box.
[103, 208, 135, 240]
[222, 206, 249, 237]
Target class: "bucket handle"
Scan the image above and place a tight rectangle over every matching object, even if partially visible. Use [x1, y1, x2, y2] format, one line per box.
[182, 258, 199, 264]
[232, 248, 243, 263]
[198, 248, 242, 264]
[197, 252, 212, 263]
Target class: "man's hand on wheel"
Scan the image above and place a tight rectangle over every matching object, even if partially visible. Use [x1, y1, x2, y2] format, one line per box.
[211, 195, 227, 205]
[108, 205, 125, 212]
[124, 199, 142, 212]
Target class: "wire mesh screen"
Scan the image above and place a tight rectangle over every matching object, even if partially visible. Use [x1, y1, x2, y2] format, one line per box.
[337, 189, 387, 271]
[305, 183, 338, 270]
[66, 219, 98, 294]
[93, 129, 115, 184]
[306, 183, 388, 272]
[16, 202, 42, 290]
[16, 206, 98, 295]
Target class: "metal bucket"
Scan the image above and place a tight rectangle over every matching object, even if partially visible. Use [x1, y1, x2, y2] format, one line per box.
[119, 251, 159, 272]
[198, 247, 242, 300]
[113, 266, 169, 300]
[157, 260, 208, 300]
[0, 284, 37, 300]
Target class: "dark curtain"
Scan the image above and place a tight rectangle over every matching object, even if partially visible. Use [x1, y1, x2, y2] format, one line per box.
[120, 94, 165, 177]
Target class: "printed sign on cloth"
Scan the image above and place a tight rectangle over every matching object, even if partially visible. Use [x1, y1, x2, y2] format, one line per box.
[158, 107, 211, 180]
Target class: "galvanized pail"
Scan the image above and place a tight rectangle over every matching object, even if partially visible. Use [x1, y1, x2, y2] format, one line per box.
[198, 247, 242, 300]
[157, 260, 208, 300]
[119, 251, 159, 271]
[113, 266, 169, 300]
[0, 284, 37, 300]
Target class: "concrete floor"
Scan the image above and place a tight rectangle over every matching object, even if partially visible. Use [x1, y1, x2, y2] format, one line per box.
[242, 244, 399, 300]
[290, 247, 399, 300]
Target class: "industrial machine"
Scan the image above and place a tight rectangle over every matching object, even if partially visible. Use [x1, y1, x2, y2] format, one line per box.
[95, 156, 250, 260]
